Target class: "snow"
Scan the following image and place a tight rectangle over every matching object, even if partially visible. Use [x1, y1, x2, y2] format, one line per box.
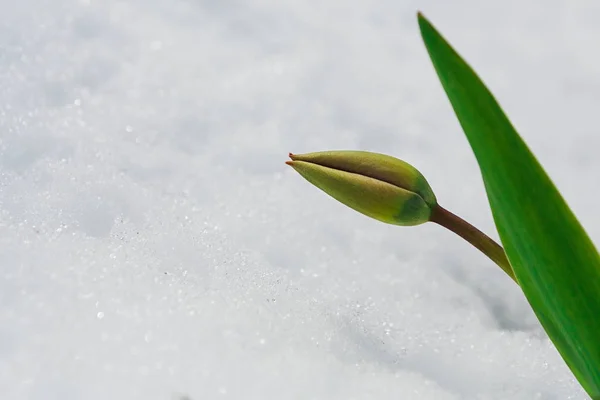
[1, 0, 599, 399]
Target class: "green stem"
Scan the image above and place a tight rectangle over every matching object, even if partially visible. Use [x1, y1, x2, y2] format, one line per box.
[430, 205, 517, 283]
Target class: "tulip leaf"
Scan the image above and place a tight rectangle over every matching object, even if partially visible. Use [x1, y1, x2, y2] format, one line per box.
[418, 12, 600, 398]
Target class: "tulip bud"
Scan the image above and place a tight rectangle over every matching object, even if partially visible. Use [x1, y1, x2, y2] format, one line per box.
[286, 150, 437, 226]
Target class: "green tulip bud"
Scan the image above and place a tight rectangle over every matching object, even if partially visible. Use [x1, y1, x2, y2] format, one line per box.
[286, 150, 437, 226]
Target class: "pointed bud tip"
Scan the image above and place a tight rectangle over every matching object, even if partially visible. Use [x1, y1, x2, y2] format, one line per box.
[286, 152, 296, 166]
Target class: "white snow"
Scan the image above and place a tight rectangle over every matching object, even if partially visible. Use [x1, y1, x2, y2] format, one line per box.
[1, 0, 599, 399]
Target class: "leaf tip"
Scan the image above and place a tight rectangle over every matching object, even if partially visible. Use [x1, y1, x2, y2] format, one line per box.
[416, 11, 429, 29]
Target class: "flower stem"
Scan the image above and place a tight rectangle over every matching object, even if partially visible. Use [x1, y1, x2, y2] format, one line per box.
[430, 205, 516, 283]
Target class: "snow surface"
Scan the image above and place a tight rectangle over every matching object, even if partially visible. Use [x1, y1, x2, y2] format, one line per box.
[1, 0, 599, 399]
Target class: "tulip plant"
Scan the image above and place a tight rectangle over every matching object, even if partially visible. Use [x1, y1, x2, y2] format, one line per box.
[287, 12, 600, 399]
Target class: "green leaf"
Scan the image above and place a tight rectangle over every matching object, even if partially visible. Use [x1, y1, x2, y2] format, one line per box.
[418, 12, 600, 398]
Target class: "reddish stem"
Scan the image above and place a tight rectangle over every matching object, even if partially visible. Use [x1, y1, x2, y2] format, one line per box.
[430, 205, 516, 283]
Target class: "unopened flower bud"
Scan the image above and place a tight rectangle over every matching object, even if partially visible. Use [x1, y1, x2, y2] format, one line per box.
[286, 150, 437, 226]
